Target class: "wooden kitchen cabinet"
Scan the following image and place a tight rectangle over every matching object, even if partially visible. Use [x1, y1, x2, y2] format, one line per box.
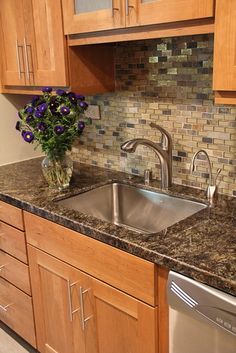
[0, 0, 68, 89]
[213, 0, 236, 104]
[28, 245, 158, 353]
[62, 0, 214, 35]
[24, 211, 169, 353]
[0, 201, 36, 347]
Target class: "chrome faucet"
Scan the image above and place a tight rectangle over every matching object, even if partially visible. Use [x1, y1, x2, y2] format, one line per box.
[190, 149, 221, 207]
[121, 123, 172, 189]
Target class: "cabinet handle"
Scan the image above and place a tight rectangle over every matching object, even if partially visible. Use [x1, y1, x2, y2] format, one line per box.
[0, 303, 12, 312]
[16, 40, 25, 80]
[79, 287, 93, 330]
[112, 0, 120, 16]
[67, 280, 79, 322]
[125, 0, 135, 16]
[23, 38, 30, 82]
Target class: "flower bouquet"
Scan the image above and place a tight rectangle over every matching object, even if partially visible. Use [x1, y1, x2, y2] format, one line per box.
[16, 87, 89, 189]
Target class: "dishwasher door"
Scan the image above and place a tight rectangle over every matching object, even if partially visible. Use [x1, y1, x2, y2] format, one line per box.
[167, 271, 236, 353]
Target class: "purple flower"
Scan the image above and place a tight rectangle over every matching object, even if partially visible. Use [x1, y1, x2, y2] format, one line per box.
[31, 96, 40, 107]
[26, 115, 34, 124]
[49, 98, 59, 109]
[75, 94, 85, 101]
[79, 101, 88, 109]
[15, 121, 21, 131]
[25, 106, 34, 114]
[60, 106, 70, 115]
[35, 111, 43, 119]
[56, 89, 66, 96]
[42, 86, 52, 93]
[37, 122, 47, 132]
[67, 92, 77, 104]
[37, 103, 48, 114]
[78, 121, 85, 131]
[23, 131, 34, 143]
[54, 125, 65, 135]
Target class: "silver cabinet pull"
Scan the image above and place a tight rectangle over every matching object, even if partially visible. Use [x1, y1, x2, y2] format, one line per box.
[0, 303, 12, 312]
[16, 40, 25, 80]
[112, 0, 120, 16]
[126, 0, 135, 16]
[79, 287, 93, 330]
[67, 280, 79, 322]
[0, 264, 7, 272]
[23, 38, 34, 84]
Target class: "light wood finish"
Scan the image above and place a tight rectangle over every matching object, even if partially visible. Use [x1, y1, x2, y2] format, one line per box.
[0, 0, 26, 86]
[62, 0, 125, 35]
[68, 44, 115, 94]
[0, 250, 31, 295]
[213, 0, 236, 100]
[28, 245, 158, 353]
[24, 211, 157, 306]
[157, 267, 169, 353]
[0, 221, 27, 264]
[136, 0, 214, 27]
[0, 277, 36, 347]
[0, 201, 24, 230]
[214, 91, 236, 105]
[28, 0, 69, 86]
[68, 18, 214, 46]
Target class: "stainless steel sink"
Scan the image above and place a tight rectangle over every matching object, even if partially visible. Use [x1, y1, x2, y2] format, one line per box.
[57, 183, 207, 234]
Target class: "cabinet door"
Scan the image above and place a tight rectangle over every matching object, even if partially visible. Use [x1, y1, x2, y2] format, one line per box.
[82, 274, 158, 353]
[28, 245, 85, 353]
[0, 0, 26, 85]
[213, 0, 236, 91]
[62, 0, 125, 34]
[135, 0, 214, 27]
[25, 0, 69, 87]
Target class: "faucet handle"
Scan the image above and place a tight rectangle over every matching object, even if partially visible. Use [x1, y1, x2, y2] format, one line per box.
[149, 122, 172, 152]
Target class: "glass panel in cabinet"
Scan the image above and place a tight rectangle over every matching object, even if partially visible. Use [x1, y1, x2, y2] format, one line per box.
[74, 0, 112, 14]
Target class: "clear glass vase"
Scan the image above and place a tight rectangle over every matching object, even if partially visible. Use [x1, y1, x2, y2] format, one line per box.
[41, 154, 73, 190]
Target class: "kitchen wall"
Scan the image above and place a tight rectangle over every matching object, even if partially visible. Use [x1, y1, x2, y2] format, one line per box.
[73, 33, 235, 197]
[0, 94, 42, 166]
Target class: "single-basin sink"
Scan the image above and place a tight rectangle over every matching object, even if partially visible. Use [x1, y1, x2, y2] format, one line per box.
[57, 183, 207, 234]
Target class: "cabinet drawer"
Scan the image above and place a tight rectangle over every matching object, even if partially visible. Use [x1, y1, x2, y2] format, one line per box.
[0, 201, 24, 230]
[0, 221, 27, 264]
[24, 212, 157, 306]
[0, 278, 36, 347]
[0, 251, 31, 295]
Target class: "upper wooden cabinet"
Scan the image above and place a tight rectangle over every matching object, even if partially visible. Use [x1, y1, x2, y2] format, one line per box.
[62, 0, 214, 35]
[213, 0, 236, 104]
[0, 0, 68, 88]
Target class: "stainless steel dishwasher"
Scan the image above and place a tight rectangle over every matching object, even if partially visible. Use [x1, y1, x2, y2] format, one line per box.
[167, 271, 236, 353]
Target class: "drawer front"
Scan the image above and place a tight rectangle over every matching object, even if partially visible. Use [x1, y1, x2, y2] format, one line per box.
[0, 278, 36, 347]
[24, 212, 157, 306]
[0, 201, 24, 230]
[0, 221, 27, 263]
[0, 250, 31, 295]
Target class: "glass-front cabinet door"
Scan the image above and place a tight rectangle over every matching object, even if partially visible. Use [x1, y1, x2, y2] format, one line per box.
[136, 0, 214, 27]
[62, 0, 125, 34]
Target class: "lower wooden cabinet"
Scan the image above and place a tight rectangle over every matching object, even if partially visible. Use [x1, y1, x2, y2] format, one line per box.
[28, 245, 158, 353]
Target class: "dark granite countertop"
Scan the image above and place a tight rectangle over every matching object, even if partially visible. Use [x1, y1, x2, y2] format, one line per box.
[0, 158, 235, 296]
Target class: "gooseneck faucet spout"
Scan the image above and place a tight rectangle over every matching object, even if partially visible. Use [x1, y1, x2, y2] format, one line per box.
[121, 123, 172, 189]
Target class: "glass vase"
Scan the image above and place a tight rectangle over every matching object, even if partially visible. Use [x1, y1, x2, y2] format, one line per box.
[41, 154, 73, 190]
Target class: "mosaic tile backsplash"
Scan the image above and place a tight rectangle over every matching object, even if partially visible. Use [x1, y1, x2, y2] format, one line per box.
[72, 34, 236, 197]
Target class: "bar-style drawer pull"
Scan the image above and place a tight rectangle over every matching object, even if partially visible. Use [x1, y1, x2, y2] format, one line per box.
[79, 287, 93, 330]
[67, 280, 79, 322]
[0, 303, 13, 312]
